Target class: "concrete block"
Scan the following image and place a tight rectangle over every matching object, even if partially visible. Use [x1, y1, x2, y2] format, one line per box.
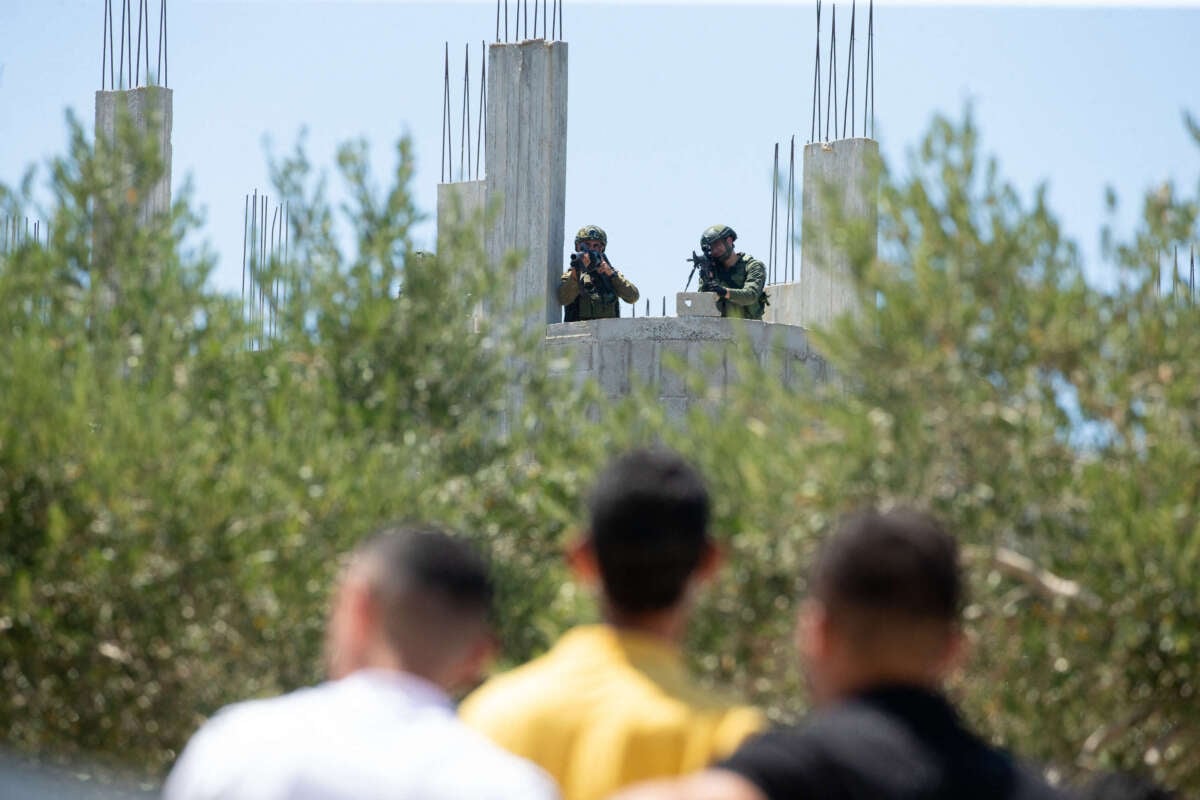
[801, 138, 879, 329]
[485, 41, 568, 331]
[597, 340, 630, 397]
[629, 339, 657, 387]
[676, 292, 721, 317]
[762, 280, 804, 327]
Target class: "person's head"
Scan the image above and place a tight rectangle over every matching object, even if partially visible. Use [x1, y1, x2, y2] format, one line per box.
[700, 224, 737, 265]
[570, 449, 718, 623]
[575, 224, 608, 254]
[1079, 772, 1179, 800]
[325, 524, 495, 691]
[799, 508, 965, 705]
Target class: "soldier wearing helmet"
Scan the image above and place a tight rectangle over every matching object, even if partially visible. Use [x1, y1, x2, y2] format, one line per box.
[699, 225, 768, 320]
[559, 225, 641, 322]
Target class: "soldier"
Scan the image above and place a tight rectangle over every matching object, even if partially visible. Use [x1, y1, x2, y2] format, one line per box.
[559, 225, 640, 322]
[699, 225, 767, 320]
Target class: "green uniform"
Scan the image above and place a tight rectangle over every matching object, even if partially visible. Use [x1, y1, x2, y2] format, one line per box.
[702, 253, 767, 320]
[559, 265, 640, 321]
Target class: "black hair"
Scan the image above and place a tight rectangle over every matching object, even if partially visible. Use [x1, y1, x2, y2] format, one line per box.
[587, 449, 711, 615]
[356, 524, 494, 652]
[813, 508, 962, 622]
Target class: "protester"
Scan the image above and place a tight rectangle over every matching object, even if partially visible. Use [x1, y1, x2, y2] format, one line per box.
[164, 524, 558, 800]
[611, 508, 1067, 800]
[460, 449, 763, 800]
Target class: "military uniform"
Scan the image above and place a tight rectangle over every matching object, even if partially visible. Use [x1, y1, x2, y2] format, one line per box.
[559, 265, 640, 321]
[702, 253, 767, 320]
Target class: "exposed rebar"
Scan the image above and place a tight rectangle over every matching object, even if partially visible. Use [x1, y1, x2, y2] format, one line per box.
[769, 142, 780, 285]
[461, 43, 470, 181]
[787, 136, 797, 282]
[842, 0, 855, 138]
[476, 40, 486, 179]
[811, 0, 821, 143]
[825, 4, 838, 142]
[441, 43, 451, 183]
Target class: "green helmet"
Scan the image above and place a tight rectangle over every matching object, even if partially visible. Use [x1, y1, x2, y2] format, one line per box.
[574, 224, 608, 247]
[700, 224, 736, 249]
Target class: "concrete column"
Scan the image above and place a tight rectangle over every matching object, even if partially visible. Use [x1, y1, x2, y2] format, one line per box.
[94, 86, 173, 224]
[484, 41, 568, 330]
[437, 180, 487, 254]
[438, 180, 487, 330]
[799, 137, 878, 328]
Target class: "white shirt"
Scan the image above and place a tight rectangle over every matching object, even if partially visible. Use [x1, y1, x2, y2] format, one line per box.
[163, 669, 560, 800]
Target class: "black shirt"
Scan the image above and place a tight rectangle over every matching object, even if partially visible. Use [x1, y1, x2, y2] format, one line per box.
[719, 685, 1066, 800]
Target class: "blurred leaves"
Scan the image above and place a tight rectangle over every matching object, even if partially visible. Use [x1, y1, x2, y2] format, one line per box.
[1, 106, 1198, 795]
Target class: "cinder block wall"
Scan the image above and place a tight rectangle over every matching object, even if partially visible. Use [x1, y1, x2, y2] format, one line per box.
[544, 317, 828, 419]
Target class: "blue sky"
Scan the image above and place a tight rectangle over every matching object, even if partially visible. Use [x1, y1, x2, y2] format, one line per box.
[2, 0, 1198, 312]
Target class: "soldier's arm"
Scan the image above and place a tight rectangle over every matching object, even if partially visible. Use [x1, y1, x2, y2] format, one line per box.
[558, 269, 581, 304]
[612, 271, 641, 304]
[723, 258, 765, 307]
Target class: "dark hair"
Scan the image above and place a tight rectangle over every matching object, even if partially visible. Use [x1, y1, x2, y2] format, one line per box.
[587, 449, 711, 614]
[813, 508, 962, 622]
[1080, 772, 1179, 800]
[356, 524, 494, 652]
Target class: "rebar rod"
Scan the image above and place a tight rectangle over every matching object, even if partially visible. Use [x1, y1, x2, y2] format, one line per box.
[769, 142, 780, 285]
[867, 0, 874, 137]
[101, 0, 111, 90]
[441, 43, 451, 183]
[811, 0, 821, 143]
[826, 4, 838, 142]
[843, 0, 855, 138]
[476, 40, 486, 178]
[135, 0, 144, 86]
[461, 43, 470, 181]
[787, 136, 797, 282]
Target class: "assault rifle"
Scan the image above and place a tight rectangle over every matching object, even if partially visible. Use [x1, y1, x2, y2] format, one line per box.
[684, 249, 718, 292]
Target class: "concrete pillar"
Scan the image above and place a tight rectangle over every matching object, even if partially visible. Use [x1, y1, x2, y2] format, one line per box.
[484, 41, 568, 330]
[94, 86, 173, 224]
[438, 180, 487, 330]
[799, 137, 878, 328]
[437, 180, 487, 254]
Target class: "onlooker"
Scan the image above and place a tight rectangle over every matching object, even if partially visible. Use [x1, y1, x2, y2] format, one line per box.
[611, 508, 1066, 800]
[460, 449, 763, 800]
[1079, 771, 1179, 800]
[164, 525, 558, 800]
[697, 225, 767, 320]
[559, 224, 640, 321]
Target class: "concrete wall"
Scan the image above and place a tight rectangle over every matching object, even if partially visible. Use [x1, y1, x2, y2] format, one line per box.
[485, 41, 568, 331]
[799, 137, 878, 328]
[94, 87, 173, 224]
[544, 317, 827, 420]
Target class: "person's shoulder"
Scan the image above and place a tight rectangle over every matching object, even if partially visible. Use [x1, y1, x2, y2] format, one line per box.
[740, 253, 765, 268]
[460, 647, 564, 724]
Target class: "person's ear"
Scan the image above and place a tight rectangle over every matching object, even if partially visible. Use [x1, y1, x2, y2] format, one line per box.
[448, 628, 497, 691]
[937, 624, 970, 679]
[566, 535, 602, 584]
[694, 540, 724, 584]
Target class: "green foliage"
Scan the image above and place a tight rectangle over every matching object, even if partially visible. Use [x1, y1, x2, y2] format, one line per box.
[2, 106, 1198, 796]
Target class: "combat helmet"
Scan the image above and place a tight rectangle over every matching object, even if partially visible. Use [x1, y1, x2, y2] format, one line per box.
[700, 224, 736, 250]
[575, 224, 608, 247]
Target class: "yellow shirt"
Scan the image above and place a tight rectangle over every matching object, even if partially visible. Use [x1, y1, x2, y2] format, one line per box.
[459, 625, 764, 800]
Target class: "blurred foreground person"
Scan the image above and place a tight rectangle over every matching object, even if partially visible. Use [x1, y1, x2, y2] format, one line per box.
[164, 525, 558, 800]
[612, 509, 1066, 800]
[1079, 771, 1178, 800]
[460, 449, 763, 800]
